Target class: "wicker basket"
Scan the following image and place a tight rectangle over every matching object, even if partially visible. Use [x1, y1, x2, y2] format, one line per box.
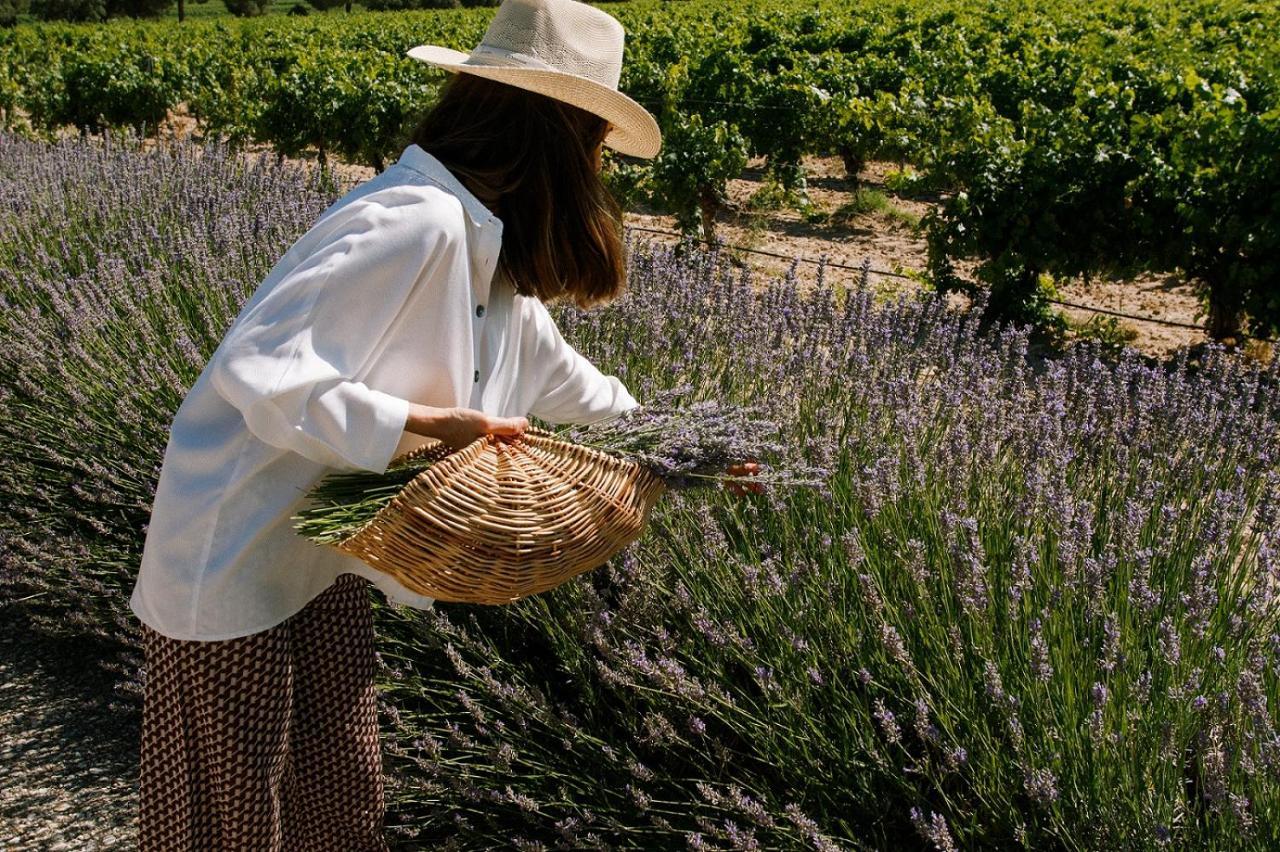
[330, 425, 668, 604]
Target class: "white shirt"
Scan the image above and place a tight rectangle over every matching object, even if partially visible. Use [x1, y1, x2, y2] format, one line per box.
[129, 143, 640, 641]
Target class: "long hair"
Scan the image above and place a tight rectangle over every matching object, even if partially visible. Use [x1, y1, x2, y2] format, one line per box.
[408, 72, 626, 310]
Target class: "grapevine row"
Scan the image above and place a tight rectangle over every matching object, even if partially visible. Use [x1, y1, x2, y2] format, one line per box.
[3, 0, 1277, 340]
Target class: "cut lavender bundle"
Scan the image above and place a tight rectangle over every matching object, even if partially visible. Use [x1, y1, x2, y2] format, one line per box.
[293, 452, 441, 546]
[553, 384, 827, 491]
[294, 388, 824, 547]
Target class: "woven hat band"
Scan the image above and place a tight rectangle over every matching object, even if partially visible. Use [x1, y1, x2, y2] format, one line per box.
[475, 0, 623, 89]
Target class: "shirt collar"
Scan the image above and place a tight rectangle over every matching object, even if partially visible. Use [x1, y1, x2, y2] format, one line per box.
[395, 143, 503, 234]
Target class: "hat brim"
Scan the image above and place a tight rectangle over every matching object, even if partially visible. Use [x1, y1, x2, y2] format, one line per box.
[407, 44, 661, 159]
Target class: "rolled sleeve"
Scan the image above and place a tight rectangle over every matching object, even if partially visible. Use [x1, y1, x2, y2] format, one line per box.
[526, 299, 641, 426]
[232, 379, 412, 475]
[209, 191, 454, 473]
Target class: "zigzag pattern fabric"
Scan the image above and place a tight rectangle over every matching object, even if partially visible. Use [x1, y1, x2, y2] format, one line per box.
[137, 572, 389, 851]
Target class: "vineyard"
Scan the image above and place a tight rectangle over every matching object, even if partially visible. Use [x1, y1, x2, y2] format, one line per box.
[2, 0, 1278, 343]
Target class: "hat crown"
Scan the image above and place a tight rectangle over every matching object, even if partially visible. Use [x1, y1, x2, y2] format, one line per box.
[473, 0, 624, 90]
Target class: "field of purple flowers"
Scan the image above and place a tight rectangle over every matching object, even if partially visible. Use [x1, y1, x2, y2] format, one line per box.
[2, 127, 1280, 850]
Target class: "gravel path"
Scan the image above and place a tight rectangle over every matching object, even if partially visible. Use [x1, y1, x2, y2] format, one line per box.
[0, 616, 139, 849]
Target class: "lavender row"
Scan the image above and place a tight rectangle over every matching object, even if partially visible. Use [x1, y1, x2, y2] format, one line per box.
[2, 128, 1279, 848]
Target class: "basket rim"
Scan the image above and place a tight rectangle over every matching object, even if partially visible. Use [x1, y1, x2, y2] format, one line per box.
[332, 424, 664, 552]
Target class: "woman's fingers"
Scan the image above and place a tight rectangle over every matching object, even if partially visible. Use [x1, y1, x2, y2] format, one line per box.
[725, 459, 764, 496]
[486, 416, 529, 436]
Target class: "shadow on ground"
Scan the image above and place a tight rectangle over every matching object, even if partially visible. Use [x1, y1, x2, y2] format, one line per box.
[0, 614, 139, 850]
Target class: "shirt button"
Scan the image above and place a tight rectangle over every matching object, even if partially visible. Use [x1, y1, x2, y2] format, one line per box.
[476, 304, 485, 317]
[474, 369, 480, 383]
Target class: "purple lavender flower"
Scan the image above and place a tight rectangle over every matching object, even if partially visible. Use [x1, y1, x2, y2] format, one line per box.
[873, 698, 901, 745]
[910, 807, 959, 852]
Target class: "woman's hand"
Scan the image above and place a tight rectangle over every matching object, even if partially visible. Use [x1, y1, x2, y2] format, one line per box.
[725, 459, 764, 497]
[407, 403, 528, 449]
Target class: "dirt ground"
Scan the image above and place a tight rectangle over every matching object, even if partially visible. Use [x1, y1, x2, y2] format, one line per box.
[80, 105, 1277, 364]
[0, 615, 138, 849]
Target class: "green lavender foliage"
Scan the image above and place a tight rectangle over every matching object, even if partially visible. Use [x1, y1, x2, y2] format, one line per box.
[293, 453, 436, 546]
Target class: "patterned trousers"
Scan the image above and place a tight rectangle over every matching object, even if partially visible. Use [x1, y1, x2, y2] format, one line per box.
[138, 572, 390, 851]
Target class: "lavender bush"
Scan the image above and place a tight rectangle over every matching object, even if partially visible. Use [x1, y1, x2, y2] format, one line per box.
[2, 127, 1280, 849]
[0, 127, 346, 705]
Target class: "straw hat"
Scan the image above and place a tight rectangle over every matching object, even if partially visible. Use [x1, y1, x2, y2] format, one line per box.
[406, 0, 661, 159]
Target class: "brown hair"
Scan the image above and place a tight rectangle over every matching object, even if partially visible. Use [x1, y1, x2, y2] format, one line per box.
[408, 72, 626, 310]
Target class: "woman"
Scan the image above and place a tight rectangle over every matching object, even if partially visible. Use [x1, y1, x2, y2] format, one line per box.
[130, 0, 760, 847]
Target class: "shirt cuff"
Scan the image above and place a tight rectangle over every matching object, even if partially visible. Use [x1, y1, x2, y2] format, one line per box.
[359, 388, 411, 474]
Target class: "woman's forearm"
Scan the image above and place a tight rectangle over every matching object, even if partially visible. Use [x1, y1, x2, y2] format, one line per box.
[405, 402, 528, 448]
[405, 403, 451, 440]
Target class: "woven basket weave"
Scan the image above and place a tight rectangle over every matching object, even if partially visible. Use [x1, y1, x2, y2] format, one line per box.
[331, 425, 668, 604]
